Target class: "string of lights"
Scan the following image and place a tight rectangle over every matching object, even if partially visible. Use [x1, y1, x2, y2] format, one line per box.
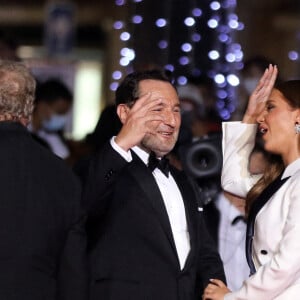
[110, 0, 243, 120]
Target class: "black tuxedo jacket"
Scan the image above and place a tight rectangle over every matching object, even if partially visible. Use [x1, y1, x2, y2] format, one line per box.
[83, 142, 225, 300]
[0, 121, 88, 300]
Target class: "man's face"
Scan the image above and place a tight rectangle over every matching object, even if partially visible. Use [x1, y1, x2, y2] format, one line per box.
[138, 79, 181, 157]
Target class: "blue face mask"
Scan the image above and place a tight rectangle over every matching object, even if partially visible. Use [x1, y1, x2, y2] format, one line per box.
[42, 114, 67, 132]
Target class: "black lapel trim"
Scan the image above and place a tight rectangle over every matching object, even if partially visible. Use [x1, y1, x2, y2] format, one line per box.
[129, 152, 178, 255]
[246, 173, 290, 275]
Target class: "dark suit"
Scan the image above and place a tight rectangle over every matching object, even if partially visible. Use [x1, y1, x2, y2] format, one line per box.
[83, 142, 226, 300]
[0, 121, 88, 300]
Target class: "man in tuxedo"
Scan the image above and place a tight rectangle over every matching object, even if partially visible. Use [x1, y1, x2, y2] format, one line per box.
[0, 60, 88, 299]
[83, 69, 226, 299]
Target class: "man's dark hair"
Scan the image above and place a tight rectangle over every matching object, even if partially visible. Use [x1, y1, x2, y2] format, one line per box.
[115, 69, 175, 107]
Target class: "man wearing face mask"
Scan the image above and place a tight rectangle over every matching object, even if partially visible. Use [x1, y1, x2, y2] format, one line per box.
[28, 78, 73, 160]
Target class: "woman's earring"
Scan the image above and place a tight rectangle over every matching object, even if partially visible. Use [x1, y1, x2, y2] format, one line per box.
[295, 122, 300, 134]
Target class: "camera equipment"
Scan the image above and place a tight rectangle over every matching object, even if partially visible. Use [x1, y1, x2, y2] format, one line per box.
[178, 133, 223, 205]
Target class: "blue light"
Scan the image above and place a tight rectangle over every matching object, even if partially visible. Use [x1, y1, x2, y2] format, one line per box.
[220, 109, 231, 120]
[225, 53, 235, 62]
[132, 15, 143, 24]
[165, 64, 174, 72]
[288, 51, 299, 61]
[216, 99, 225, 109]
[227, 74, 239, 86]
[214, 74, 225, 84]
[115, 0, 125, 6]
[192, 33, 201, 42]
[110, 82, 119, 91]
[228, 19, 239, 29]
[217, 90, 228, 99]
[155, 18, 167, 27]
[184, 17, 195, 26]
[208, 50, 220, 60]
[210, 1, 221, 10]
[113, 21, 124, 30]
[120, 47, 135, 60]
[177, 76, 188, 85]
[219, 33, 229, 42]
[207, 18, 219, 28]
[179, 56, 189, 65]
[120, 32, 131, 41]
[192, 8, 202, 17]
[181, 43, 192, 52]
[158, 40, 168, 49]
[120, 57, 130, 66]
[112, 70, 122, 80]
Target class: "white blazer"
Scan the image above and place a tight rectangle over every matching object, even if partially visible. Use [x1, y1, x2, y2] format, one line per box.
[222, 122, 300, 300]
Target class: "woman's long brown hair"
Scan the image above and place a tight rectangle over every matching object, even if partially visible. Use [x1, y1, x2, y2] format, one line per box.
[245, 80, 300, 217]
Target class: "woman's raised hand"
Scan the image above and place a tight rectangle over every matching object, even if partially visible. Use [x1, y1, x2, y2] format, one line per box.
[242, 64, 278, 124]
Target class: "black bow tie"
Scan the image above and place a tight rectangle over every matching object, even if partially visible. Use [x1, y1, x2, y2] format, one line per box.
[231, 215, 247, 226]
[148, 152, 170, 177]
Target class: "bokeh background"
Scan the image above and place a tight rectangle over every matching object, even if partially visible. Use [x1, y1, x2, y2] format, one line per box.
[0, 0, 299, 140]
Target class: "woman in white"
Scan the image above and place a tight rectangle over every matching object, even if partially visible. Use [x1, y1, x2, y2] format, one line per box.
[203, 65, 300, 299]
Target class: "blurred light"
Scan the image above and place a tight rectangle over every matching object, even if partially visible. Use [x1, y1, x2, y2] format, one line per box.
[217, 90, 228, 99]
[158, 40, 168, 49]
[288, 51, 299, 61]
[214, 74, 225, 84]
[219, 33, 229, 42]
[120, 57, 130, 66]
[237, 22, 245, 30]
[184, 17, 195, 26]
[228, 19, 239, 29]
[181, 43, 192, 52]
[216, 99, 225, 109]
[192, 33, 201, 42]
[120, 32, 131, 41]
[120, 47, 135, 60]
[228, 13, 238, 21]
[133, 0, 143, 2]
[210, 1, 221, 10]
[225, 53, 235, 62]
[192, 8, 202, 17]
[115, 0, 126, 6]
[110, 82, 119, 91]
[165, 64, 174, 72]
[156, 18, 167, 27]
[113, 21, 124, 30]
[208, 18, 218, 28]
[220, 109, 231, 120]
[112, 70, 122, 80]
[208, 50, 220, 60]
[132, 15, 143, 24]
[227, 74, 240, 86]
[179, 56, 189, 65]
[177, 76, 188, 85]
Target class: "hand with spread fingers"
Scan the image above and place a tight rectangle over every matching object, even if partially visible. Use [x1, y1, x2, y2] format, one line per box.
[243, 64, 278, 124]
[115, 92, 164, 151]
[202, 279, 231, 300]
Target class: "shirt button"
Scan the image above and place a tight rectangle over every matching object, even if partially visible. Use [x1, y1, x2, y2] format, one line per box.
[260, 250, 268, 255]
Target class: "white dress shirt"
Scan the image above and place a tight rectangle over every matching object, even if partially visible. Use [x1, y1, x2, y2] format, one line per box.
[111, 137, 190, 269]
[215, 192, 249, 290]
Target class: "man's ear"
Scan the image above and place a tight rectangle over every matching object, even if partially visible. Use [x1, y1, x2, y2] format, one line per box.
[117, 104, 129, 124]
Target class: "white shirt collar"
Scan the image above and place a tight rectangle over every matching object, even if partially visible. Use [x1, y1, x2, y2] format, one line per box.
[131, 146, 150, 165]
[282, 157, 300, 179]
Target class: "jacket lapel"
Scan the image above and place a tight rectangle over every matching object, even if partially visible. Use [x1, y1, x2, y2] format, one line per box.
[128, 154, 178, 256]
